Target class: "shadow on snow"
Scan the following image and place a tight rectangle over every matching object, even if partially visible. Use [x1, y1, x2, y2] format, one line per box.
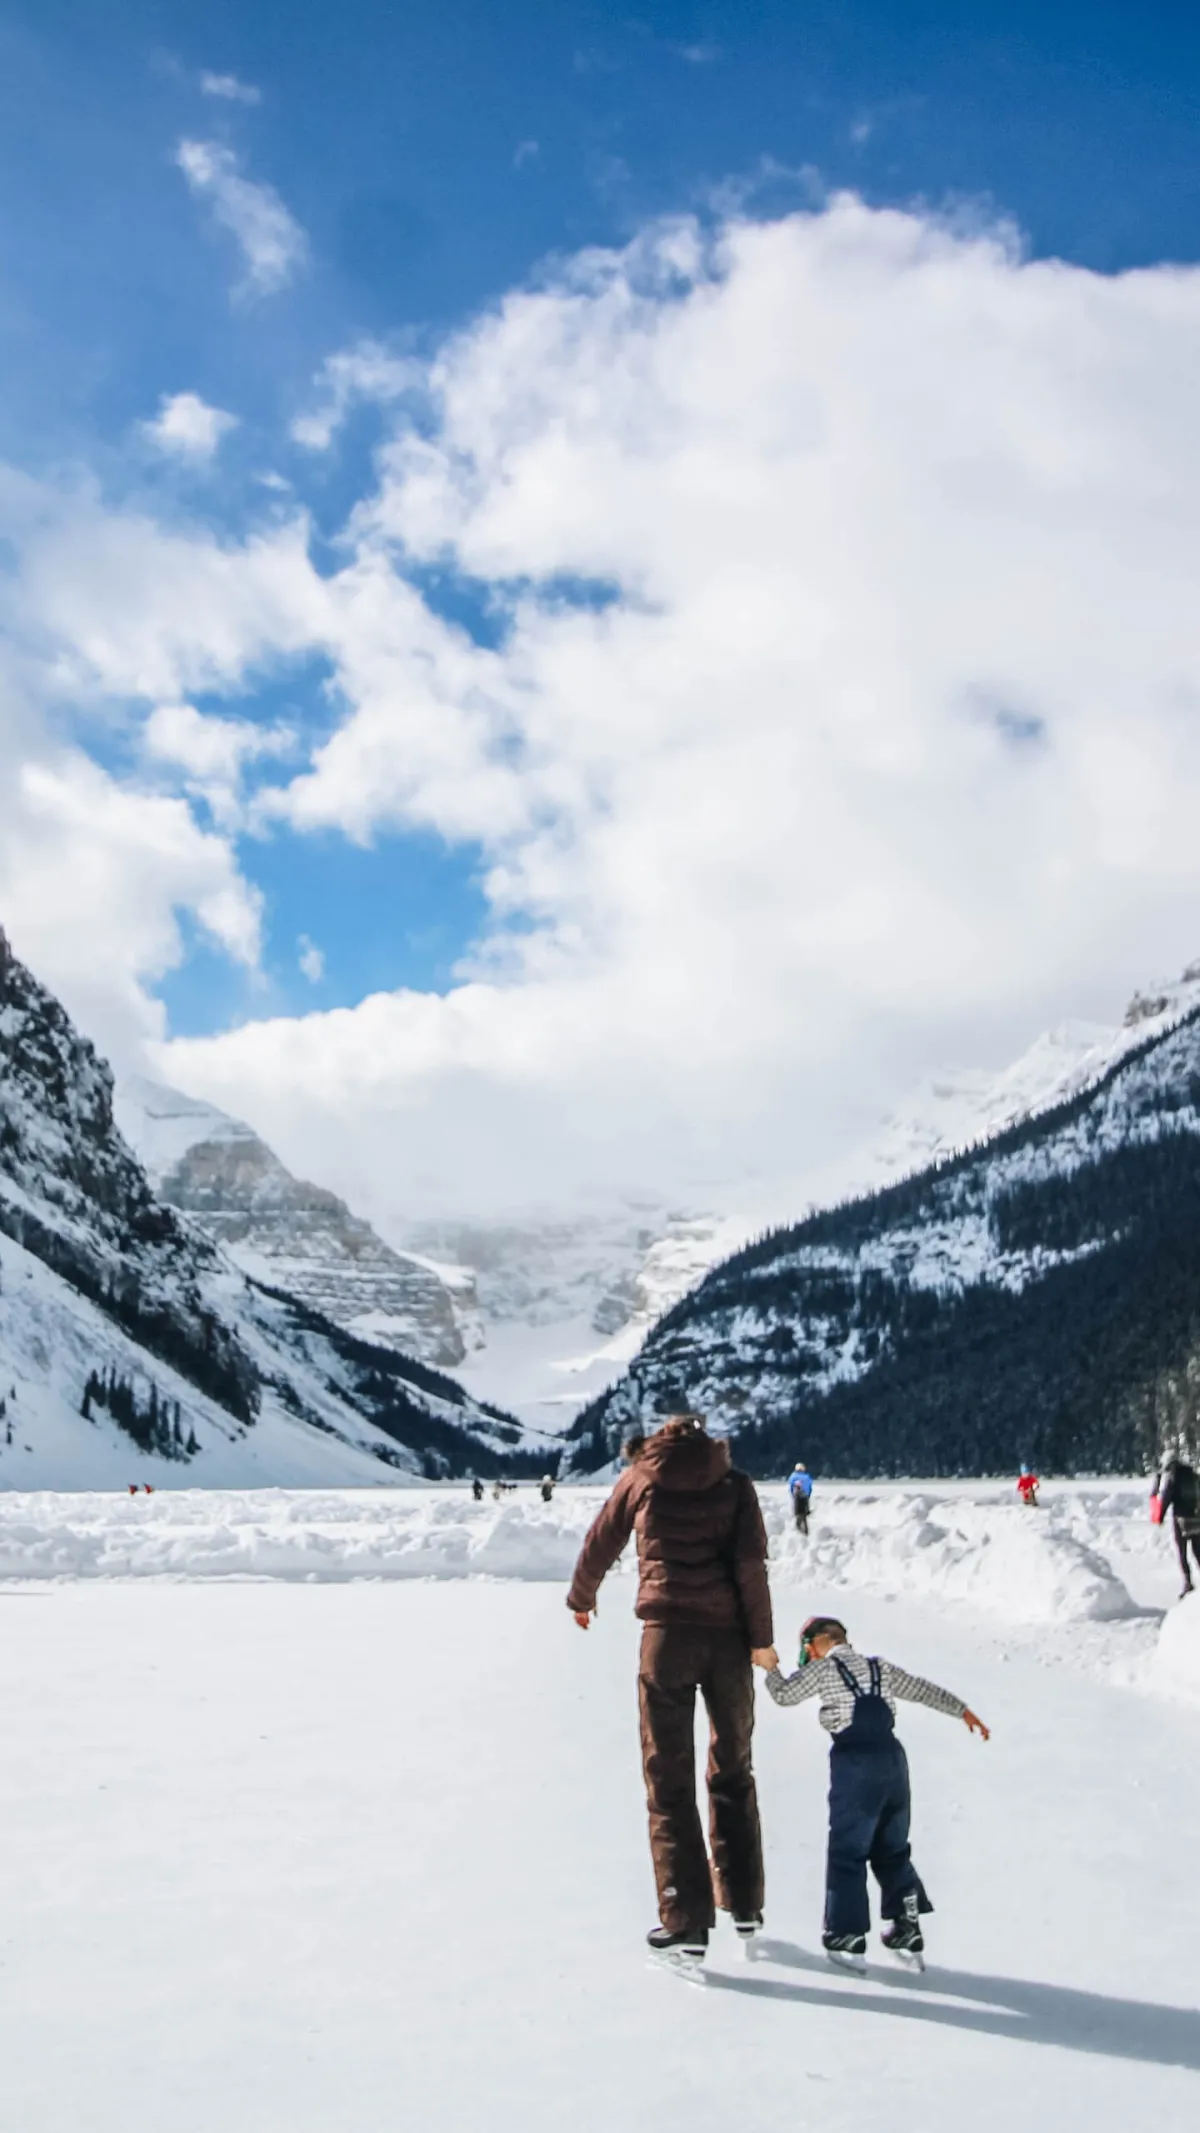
[703, 1939, 1200, 2072]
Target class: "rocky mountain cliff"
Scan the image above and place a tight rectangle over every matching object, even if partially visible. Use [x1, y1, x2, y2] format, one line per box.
[0, 933, 553, 1486]
[117, 1078, 471, 1368]
[566, 992, 1200, 1478]
[115, 1082, 741, 1424]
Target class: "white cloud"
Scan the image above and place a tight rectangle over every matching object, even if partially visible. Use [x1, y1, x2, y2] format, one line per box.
[152, 198, 1200, 1224]
[16, 496, 326, 701]
[7, 196, 1200, 1230]
[143, 702, 294, 827]
[200, 70, 261, 105]
[513, 140, 539, 169]
[290, 341, 421, 450]
[142, 390, 238, 459]
[297, 936, 325, 983]
[0, 747, 261, 1063]
[176, 139, 307, 295]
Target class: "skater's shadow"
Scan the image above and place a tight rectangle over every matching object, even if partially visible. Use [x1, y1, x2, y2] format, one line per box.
[704, 1939, 1200, 2072]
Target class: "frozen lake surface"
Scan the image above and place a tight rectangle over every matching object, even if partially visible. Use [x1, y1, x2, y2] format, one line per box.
[0, 1481, 1195, 2131]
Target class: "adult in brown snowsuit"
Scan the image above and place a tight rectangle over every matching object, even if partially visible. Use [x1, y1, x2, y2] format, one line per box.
[566, 1416, 777, 1947]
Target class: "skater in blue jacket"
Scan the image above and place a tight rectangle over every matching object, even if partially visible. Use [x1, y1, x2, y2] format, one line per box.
[766, 1615, 989, 1966]
[787, 1463, 813, 1533]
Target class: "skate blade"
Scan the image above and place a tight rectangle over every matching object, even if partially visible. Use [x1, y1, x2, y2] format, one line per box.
[824, 1950, 867, 1977]
[647, 1950, 707, 1988]
[888, 1948, 926, 1973]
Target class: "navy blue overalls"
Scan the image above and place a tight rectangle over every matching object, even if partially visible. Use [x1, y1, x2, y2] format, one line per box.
[824, 1657, 931, 1938]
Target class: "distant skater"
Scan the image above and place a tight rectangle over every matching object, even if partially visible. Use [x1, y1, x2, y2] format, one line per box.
[540, 1474, 555, 1503]
[788, 1462, 813, 1533]
[1153, 1452, 1200, 1598]
[567, 1415, 776, 1967]
[1016, 1465, 1040, 1507]
[471, 1477, 484, 1502]
[766, 1614, 989, 1968]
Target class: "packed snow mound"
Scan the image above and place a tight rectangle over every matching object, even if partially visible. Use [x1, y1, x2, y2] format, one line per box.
[0, 1482, 1139, 1620]
[1151, 1593, 1200, 1704]
[0, 1486, 594, 1582]
[764, 1491, 1138, 1625]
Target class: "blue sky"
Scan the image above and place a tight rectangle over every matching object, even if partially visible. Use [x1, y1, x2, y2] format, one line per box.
[4, 1, 1199, 1032]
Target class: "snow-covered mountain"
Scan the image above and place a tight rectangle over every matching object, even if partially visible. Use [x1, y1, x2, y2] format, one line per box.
[863, 963, 1200, 1189]
[567, 986, 1200, 1477]
[401, 1207, 758, 1421]
[113, 1081, 751, 1424]
[120, 963, 1200, 1431]
[116, 1078, 472, 1368]
[0, 932, 553, 1487]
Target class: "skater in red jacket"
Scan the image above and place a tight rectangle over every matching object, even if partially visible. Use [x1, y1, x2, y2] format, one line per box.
[1016, 1466, 1040, 1507]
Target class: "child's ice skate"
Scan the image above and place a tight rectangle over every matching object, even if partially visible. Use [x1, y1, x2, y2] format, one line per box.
[881, 1894, 925, 1971]
[822, 1931, 867, 1975]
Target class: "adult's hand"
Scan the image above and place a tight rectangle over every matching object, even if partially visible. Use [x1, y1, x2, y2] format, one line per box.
[963, 1708, 990, 1739]
[573, 1610, 593, 1630]
[751, 1646, 779, 1671]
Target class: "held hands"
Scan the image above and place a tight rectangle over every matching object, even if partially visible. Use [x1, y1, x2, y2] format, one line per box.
[963, 1708, 990, 1739]
[751, 1646, 779, 1671]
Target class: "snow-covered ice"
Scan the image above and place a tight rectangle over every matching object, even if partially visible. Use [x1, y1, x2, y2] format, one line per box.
[0, 1480, 1194, 2132]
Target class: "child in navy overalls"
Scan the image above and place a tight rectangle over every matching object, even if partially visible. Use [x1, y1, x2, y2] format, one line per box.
[766, 1615, 989, 1959]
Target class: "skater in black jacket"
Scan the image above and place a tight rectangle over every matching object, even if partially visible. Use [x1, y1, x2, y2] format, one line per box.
[1154, 1453, 1200, 1596]
[766, 1615, 989, 1965]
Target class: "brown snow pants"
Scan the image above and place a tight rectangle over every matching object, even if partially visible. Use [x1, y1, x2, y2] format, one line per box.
[638, 1624, 764, 1934]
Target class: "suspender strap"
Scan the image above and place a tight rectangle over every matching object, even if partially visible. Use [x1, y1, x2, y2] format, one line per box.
[832, 1656, 884, 1699]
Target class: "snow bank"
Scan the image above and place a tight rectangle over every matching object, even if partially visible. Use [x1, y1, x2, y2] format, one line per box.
[766, 1490, 1137, 1625]
[1151, 1594, 1200, 1703]
[0, 1488, 604, 1583]
[0, 1484, 1140, 1625]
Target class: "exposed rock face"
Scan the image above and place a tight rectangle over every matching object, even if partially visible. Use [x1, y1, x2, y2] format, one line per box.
[0, 936, 552, 1483]
[118, 1079, 469, 1369]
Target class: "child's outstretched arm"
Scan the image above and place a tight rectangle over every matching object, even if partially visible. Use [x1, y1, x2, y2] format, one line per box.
[885, 1661, 990, 1739]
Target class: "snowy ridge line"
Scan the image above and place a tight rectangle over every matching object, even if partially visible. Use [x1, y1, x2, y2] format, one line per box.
[863, 992, 1200, 1208]
[0, 1484, 1140, 1622]
[695, 996, 1200, 1308]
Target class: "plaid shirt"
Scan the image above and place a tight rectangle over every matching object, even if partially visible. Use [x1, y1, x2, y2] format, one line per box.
[765, 1644, 966, 1735]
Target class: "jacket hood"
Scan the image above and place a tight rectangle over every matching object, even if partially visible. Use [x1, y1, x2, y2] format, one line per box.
[637, 1425, 732, 1493]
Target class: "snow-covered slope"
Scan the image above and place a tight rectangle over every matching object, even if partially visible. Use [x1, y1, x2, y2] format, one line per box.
[116, 1077, 471, 1368]
[447, 962, 1200, 1421]
[404, 1207, 758, 1421]
[569, 997, 1200, 1476]
[865, 963, 1200, 1189]
[116, 1087, 740, 1422]
[0, 933, 553, 1486]
[118, 962, 1200, 1435]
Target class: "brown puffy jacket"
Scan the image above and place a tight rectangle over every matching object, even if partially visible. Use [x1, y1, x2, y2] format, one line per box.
[566, 1423, 773, 1649]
